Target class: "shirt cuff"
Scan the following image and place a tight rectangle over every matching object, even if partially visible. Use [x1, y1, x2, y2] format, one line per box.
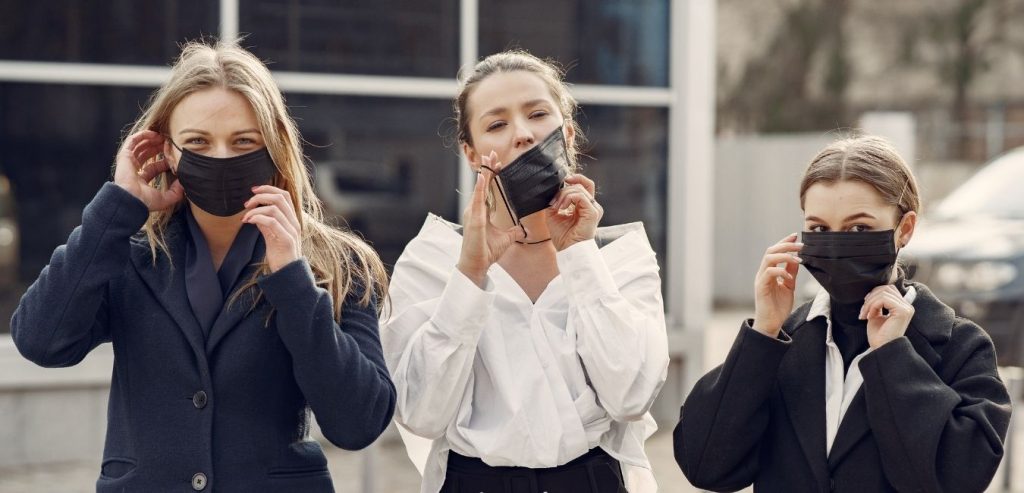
[429, 267, 497, 345]
[556, 239, 618, 304]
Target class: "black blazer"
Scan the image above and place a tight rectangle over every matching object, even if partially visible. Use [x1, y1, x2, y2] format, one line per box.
[11, 183, 397, 492]
[674, 283, 1011, 492]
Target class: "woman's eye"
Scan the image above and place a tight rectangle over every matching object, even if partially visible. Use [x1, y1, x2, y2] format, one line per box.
[849, 224, 872, 232]
[485, 121, 506, 132]
[529, 111, 549, 119]
[235, 138, 255, 145]
[808, 225, 828, 233]
[186, 137, 206, 145]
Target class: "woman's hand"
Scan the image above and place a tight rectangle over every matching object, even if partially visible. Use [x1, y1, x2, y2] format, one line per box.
[860, 285, 915, 349]
[546, 174, 602, 251]
[112, 130, 185, 211]
[457, 151, 526, 287]
[752, 233, 803, 338]
[243, 185, 302, 273]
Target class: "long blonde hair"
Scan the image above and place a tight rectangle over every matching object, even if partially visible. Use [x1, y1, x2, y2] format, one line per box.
[126, 39, 388, 321]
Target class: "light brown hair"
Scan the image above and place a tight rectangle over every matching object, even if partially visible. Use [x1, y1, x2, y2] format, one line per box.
[453, 50, 585, 171]
[800, 135, 921, 220]
[125, 39, 388, 321]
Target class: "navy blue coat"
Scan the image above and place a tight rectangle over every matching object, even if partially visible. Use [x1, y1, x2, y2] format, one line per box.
[11, 183, 397, 492]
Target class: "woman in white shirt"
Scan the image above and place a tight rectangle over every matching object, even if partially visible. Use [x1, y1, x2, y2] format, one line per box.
[382, 50, 670, 493]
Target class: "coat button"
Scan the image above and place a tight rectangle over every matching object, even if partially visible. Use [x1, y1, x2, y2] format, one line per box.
[192, 390, 208, 409]
[192, 472, 207, 490]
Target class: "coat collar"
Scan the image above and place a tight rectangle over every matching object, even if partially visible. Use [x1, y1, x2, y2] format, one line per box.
[781, 281, 954, 472]
[129, 209, 207, 361]
[129, 208, 267, 359]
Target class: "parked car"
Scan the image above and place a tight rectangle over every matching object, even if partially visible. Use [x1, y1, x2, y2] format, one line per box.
[903, 148, 1024, 367]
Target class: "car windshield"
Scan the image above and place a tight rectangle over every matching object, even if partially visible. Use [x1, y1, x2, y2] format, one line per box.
[934, 149, 1024, 219]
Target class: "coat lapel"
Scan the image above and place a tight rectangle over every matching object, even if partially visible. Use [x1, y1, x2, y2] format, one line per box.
[826, 282, 951, 470]
[129, 213, 207, 361]
[206, 240, 266, 355]
[778, 315, 830, 491]
[826, 388, 870, 469]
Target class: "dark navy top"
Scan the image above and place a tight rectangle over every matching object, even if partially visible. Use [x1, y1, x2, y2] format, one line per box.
[184, 207, 261, 337]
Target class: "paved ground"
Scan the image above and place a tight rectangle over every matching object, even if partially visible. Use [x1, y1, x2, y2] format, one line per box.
[2, 309, 1021, 492]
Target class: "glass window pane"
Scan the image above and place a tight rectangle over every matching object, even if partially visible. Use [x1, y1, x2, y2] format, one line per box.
[0, 83, 157, 333]
[240, 0, 459, 77]
[577, 105, 668, 274]
[479, 0, 669, 87]
[285, 94, 459, 267]
[0, 1, 218, 65]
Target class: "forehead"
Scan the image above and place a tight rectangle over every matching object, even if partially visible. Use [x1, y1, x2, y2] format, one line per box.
[170, 87, 258, 130]
[803, 180, 893, 217]
[466, 71, 558, 118]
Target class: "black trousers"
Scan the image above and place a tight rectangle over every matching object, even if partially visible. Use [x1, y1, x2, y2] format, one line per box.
[440, 448, 628, 493]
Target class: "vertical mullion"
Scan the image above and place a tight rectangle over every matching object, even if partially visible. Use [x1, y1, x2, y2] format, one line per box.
[220, 0, 240, 42]
[668, 0, 716, 393]
[457, 0, 479, 215]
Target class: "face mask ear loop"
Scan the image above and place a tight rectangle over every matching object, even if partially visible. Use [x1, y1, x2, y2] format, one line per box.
[479, 165, 519, 227]
[165, 136, 184, 153]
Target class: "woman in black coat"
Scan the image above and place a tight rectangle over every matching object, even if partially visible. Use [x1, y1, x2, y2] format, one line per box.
[674, 135, 1011, 492]
[11, 40, 396, 492]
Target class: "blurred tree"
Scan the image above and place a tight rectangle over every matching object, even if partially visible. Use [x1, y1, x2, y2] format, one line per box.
[717, 0, 851, 133]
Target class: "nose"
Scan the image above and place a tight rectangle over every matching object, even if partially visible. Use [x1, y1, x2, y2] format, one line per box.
[512, 125, 536, 149]
[209, 144, 234, 159]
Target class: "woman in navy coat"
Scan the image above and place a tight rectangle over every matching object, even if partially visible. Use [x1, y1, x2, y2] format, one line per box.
[11, 40, 396, 492]
[674, 135, 1011, 492]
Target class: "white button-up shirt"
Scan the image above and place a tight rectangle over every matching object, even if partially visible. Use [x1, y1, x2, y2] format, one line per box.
[806, 285, 918, 455]
[382, 214, 670, 493]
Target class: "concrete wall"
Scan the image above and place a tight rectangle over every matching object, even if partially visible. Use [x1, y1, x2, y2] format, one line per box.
[0, 338, 110, 468]
[713, 133, 835, 306]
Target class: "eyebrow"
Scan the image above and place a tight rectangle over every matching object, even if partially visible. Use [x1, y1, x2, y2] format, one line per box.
[805, 212, 878, 223]
[476, 99, 551, 122]
[177, 128, 261, 136]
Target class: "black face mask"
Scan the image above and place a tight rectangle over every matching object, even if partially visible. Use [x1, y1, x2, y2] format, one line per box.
[483, 127, 569, 225]
[799, 229, 899, 304]
[171, 143, 277, 217]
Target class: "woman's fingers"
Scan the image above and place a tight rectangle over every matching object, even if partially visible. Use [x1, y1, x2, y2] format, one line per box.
[765, 237, 803, 255]
[551, 184, 595, 211]
[137, 157, 171, 182]
[243, 205, 299, 239]
[761, 252, 802, 269]
[247, 187, 300, 233]
[860, 289, 906, 320]
[762, 266, 795, 283]
[564, 174, 596, 197]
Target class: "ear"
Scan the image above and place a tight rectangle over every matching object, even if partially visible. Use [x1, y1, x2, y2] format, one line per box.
[563, 121, 576, 150]
[163, 140, 179, 174]
[461, 141, 479, 170]
[896, 211, 917, 249]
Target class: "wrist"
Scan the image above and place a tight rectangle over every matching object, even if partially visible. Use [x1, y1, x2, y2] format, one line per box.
[752, 319, 782, 338]
[456, 261, 487, 287]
